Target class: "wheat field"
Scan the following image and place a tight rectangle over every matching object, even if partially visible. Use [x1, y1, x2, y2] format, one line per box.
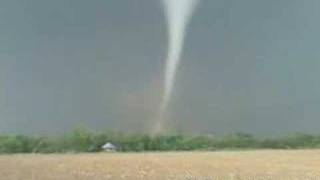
[1, 150, 320, 180]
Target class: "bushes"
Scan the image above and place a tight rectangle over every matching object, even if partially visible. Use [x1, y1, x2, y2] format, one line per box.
[0, 135, 37, 153]
[1, 130, 320, 154]
[259, 134, 320, 149]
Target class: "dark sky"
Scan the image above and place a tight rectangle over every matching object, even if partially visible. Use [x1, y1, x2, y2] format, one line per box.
[1, 0, 320, 136]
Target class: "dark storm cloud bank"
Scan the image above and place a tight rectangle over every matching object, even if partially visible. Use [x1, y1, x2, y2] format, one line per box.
[0, 0, 320, 136]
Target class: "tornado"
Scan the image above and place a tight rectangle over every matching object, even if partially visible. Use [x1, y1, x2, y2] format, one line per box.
[155, 0, 200, 133]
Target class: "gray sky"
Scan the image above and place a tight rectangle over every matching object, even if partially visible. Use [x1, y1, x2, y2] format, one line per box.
[1, 0, 320, 136]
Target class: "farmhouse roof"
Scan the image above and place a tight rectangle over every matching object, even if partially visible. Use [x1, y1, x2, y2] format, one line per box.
[102, 142, 116, 149]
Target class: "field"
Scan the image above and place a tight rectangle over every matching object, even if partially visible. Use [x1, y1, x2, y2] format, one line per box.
[1, 150, 320, 180]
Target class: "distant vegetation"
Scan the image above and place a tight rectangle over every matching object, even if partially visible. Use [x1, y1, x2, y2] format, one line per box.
[1, 127, 320, 154]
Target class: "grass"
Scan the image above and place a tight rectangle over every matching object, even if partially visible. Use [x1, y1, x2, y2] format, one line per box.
[1, 150, 320, 180]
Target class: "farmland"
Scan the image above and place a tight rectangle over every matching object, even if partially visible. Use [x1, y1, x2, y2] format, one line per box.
[1, 150, 320, 180]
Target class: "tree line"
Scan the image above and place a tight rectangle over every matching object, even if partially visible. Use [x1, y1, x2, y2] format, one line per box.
[1, 127, 320, 153]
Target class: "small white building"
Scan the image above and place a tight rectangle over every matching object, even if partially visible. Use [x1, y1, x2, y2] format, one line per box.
[101, 142, 117, 152]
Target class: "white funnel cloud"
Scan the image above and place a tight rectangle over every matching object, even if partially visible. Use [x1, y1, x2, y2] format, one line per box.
[155, 0, 199, 132]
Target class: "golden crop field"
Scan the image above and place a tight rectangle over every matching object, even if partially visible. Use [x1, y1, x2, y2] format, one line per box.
[1, 150, 320, 180]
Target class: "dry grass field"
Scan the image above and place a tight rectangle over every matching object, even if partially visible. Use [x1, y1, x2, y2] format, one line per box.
[1, 150, 320, 180]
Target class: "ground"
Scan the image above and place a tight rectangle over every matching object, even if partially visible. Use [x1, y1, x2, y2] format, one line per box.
[1, 150, 320, 180]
